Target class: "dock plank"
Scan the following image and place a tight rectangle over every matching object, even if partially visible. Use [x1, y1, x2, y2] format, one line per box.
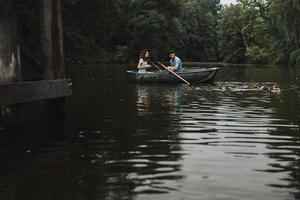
[0, 79, 72, 105]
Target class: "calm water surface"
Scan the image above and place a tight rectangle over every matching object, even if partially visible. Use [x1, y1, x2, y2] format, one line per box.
[0, 65, 300, 200]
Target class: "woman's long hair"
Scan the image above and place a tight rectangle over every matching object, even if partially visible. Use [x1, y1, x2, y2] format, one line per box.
[139, 49, 149, 61]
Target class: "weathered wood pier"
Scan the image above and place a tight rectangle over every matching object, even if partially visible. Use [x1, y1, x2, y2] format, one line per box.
[0, 0, 71, 106]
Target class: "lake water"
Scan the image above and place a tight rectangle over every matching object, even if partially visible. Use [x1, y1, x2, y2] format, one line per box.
[0, 64, 300, 200]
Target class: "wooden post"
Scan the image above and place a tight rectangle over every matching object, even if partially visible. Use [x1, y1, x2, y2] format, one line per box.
[40, 0, 65, 80]
[53, 0, 65, 79]
[0, 0, 70, 106]
[40, 0, 67, 119]
[40, 0, 53, 80]
[0, 0, 22, 83]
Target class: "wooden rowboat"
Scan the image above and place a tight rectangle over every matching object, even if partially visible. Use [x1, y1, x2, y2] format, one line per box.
[127, 68, 219, 84]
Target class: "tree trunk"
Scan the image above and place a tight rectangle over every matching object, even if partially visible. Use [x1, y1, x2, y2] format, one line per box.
[241, 32, 249, 49]
[238, 13, 249, 50]
[0, 0, 22, 83]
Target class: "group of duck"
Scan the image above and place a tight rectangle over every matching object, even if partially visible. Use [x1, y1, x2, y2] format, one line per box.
[192, 82, 300, 94]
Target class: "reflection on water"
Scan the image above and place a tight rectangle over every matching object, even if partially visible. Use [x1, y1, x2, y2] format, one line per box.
[137, 85, 183, 112]
[0, 65, 300, 200]
[134, 82, 300, 200]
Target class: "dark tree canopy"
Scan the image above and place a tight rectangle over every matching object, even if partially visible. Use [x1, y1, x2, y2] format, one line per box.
[15, 0, 300, 65]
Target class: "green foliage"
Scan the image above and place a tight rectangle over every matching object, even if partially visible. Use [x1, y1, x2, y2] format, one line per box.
[218, 0, 300, 64]
[218, 5, 249, 63]
[16, 0, 300, 64]
[273, 54, 287, 65]
[179, 0, 220, 61]
[63, 0, 127, 63]
[289, 49, 300, 64]
[245, 45, 269, 64]
[62, 0, 221, 63]
[126, 1, 183, 60]
[262, 0, 300, 64]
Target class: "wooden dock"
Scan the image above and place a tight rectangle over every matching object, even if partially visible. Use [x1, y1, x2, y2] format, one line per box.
[0, 79, 71, 105]
[0, 0, 72, 106]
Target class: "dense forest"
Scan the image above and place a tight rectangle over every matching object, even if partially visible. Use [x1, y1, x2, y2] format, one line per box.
[18, 0, 300, 65]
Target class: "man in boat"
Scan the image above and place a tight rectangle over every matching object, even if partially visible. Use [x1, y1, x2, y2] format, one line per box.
[167, 51, 184, 72]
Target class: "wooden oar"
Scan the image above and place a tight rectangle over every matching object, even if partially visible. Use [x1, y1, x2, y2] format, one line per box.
[157, 62, 190, 85]
[149, 61, 162, 70]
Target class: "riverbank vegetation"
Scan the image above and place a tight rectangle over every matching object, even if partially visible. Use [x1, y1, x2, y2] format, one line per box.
[63, 0, 221, 63]
[18, 0, 300, 65]
[218, 0, 300, 64]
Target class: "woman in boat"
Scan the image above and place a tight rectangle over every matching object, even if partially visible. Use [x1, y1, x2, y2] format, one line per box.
[167, 51, 184, 72]
[137, 49, 151, 73]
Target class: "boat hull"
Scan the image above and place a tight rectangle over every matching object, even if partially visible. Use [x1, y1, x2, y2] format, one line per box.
[127, 68, 219, 84]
